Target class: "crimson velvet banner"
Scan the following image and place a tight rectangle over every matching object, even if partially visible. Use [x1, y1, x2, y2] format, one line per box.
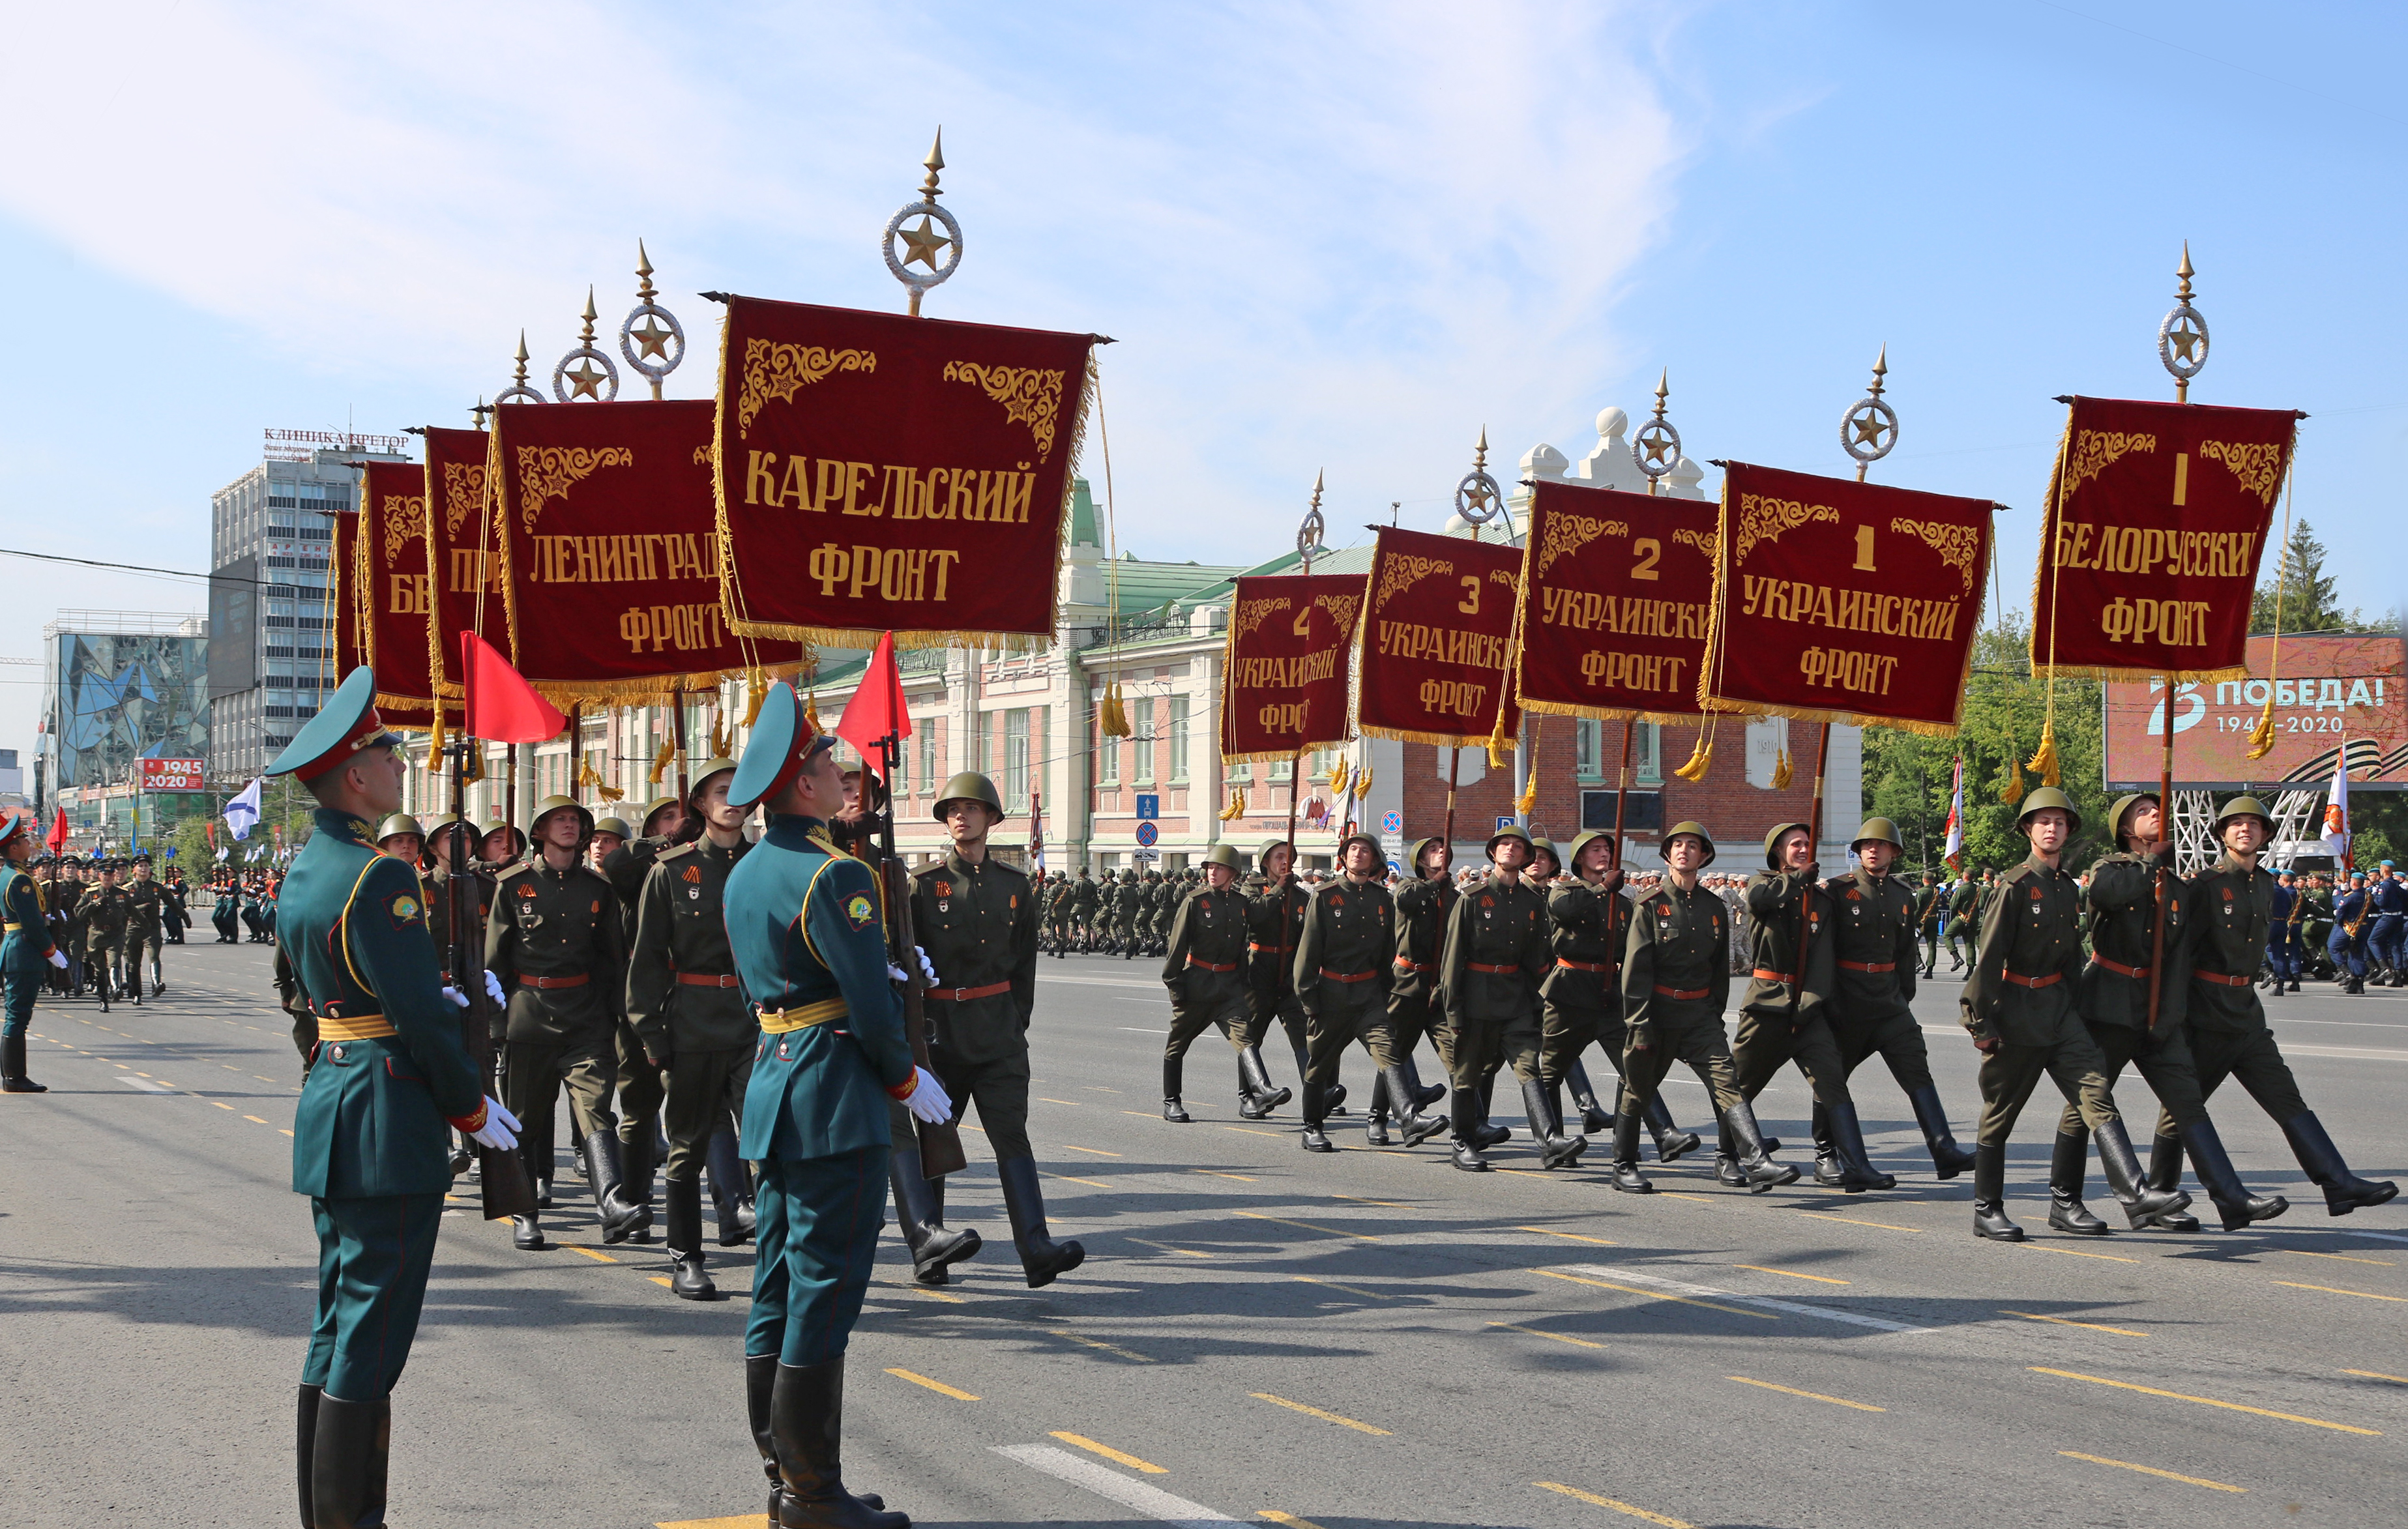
[1355, 526, 1522, 747]
[1702, 462, 1993, 736]
[358, 461, 448, 727]
[1516, 479, 1712, 723]
[491, 400, 806, 703]
[421, 424, 503, 702]
[2031, 395, 2294, 683]
[1220, 573, 1364, 764]
[330, 508, 362, 673]
[712, 296, 1097, 650]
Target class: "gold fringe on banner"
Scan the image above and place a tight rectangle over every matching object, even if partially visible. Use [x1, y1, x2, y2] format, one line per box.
[2246, 456, 2300, 761]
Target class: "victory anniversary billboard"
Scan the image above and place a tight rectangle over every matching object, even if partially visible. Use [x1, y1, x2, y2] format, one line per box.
[2103, 632, 2407, 791]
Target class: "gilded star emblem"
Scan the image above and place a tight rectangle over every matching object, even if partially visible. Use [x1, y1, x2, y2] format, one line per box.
[1639, 426, 1675, 465]
[2168, 319, 2203, 364]
[896, 215, 951, 272]
[1851, 408, 1889, 449]
[630, 315, 673, 361]
[565, 357, 608, 400]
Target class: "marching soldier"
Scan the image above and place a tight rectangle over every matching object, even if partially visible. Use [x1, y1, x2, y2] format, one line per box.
[211, 871, 239, 943]
[57, 860, 90, 987]
[1613, 823, 1789, 1194]
[487, 794, 641, 1251]
[604, 794, 692, 1246]
[123, 856, 164, 1001]
[2267, 871, 2302, 995]
[1943, 870, 1980, 972]
[1437, 825, 1579, 1172]
[1114, 867, 1144, 958]
[1373, 837, 1453, 1144]
[1242, 839, 1319, 1116]
[591, 814, 630, 869]
[1542, 829, 1700, 1164]
[1959, 787, 2189, 1242]
[2171, 796, 2397, 1217]
[1162, 844, 1265, 1124]
[1818, 820, 1976, 1182]
[271, 669, 518, 1529]
[3, 811, 68, 1092]
[1071, 866, 1101, 950]
[86, 863, 129, 1005]
[724, 683, 941, 1529]
[1045, 871, 1074, 957]
[2050, 793, 2286, 1234]
[1293, 830, 1445, 1152]
[626, 758, 763, 1299]
[1914, 871, 1946, 977]
[161, 867, 188, 945]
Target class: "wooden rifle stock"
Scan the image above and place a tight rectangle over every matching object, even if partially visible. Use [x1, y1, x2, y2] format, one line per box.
[443, 803, 535, 1219]
[883, 852, 967, 1178]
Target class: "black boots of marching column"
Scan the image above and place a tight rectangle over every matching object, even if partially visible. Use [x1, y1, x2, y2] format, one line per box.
[997, 1155, 1083, 1287]
[2281, 1111, 2400, 1216]
[1715, 1102, 1799, 1193]
[1381, 1064, 1448, 1147]
[1448, 1088, 1491, 1172]
[664, 1177, 717, 1300]
[1566, 1058, 1615, 1134]
[306, 1391, 389, 1529]
[769, 1357, 909, 1529]
[2047, 1128, 2110, 1234]
[1161, 1056, 1192, 1122]
[709, 1128, 758, 1245]
[890, 1145, 981, 1286]
[1907, 1083, 1978, 1178]
[1804, 1099, 1896, 1192]
[2171, 1123, 2289, 1231]
[587, 1130, 648, 1245]
[2094, 1118, 2192, 1224]
[1299, 1081, 1336, 1153]
[617, 1124, 657, 1245]
[1519, 1077, 1587, 1169]
[1236, 1046, 1291, 1119]
[1609, 1108, 1654, 1193]
[1, 1033, 44, 1092]
[1971, 1142, 2025, 1241]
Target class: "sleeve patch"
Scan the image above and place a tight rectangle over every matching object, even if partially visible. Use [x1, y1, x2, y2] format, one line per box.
[388, 893, 422, 928]
[845, 892, 877, 929]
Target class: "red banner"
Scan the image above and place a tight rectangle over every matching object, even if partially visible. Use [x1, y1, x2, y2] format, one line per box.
[491, 400, 807, 703]
[712, 297, 1097, 650]
[1355, 526, 1521, 747]
[2032, 395, 2295, 682]
[330, 507, 362, 672]
[140, 759, 205, 790]
[1702, 462, 1993, 736]
[360, 461, 443, 710]
[1516, 480, 1711, 723]
[1220, 574, 1364, 763]
[421, 424, 503, 701]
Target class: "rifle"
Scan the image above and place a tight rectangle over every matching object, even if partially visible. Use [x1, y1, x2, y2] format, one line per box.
[446, 754, 536, 1220]
[875, 731, 967, 1179]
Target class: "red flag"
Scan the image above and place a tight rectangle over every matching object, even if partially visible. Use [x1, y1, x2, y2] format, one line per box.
[462, 631, 566, 744]
[835, 631, 913, 779]
[45, 807, 68, 853]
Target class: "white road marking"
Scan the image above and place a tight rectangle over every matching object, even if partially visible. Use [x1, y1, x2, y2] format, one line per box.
[992, 1444, 1237, 1525]
[115, 1077, 175, 1093]
[1555, 1264, 1932, 1333]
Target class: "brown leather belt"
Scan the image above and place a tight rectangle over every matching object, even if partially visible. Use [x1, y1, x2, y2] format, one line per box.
[1248, 942, 1293, 954]
[2092, 956, 2148, 980]
[1467, 962, 1521, 975]
[928, 980, 1012, 1002]
[1557, 958, 1616, 974]
[1187, 955, 1237, 973]
[1838, 959, 1896, 974]
[518, 973, 589, 990]
[1653, 983, 1709, 1000]
[1318, 968, 1379, 983]
[1752, 968, 1800, 983]
[2003, 968, 2062, 990]
[675, 972, 742, 988]
[1394, 957, 1436, 973]
[2194, 969, 2252, 988]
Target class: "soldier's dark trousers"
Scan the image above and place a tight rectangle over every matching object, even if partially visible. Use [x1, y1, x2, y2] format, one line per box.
[302, 1192, 444, 1400]
[1164, 974, 1248, 1096]
[746, 1148, 888, 1367]
[663, 1045, 754, 1180]
[122, 931, 157, 993]
[615, 1021, 666, 1154]
[1304, 988, 1398, 1095]
[1445, 1016, 1504, 1096]
[1616, 1016, 1746, 1118]
[2057, 1021, 2211, 1139]
[1731, 1009, 1855, 1109]
[1538, 996, 1610, 1086]
[1829, 1009, 1940, 1096]
[930, 1050, 1035, 1162]
[1918, 931, 1941, 975]
[2152, 1025, 2309, 1142]
[1973, 1013, 2117, 1147]
[3, 971, 35, 1041]
[503, 1037, 619, 1179]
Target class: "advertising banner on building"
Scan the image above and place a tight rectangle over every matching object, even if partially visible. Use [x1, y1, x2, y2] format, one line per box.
[1220, 572, 1363, 763]
[1516, 479, 1711, 723]
[2103, 632, 2407, 791]
[139, 758, 207, 791]
[1354, 526, 1522, 748]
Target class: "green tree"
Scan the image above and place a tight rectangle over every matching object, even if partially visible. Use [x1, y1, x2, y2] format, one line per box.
[2250, 518, 2392, 633]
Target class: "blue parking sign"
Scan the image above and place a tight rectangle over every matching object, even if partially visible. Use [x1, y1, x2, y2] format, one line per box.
[1136, 793, 1160, 821]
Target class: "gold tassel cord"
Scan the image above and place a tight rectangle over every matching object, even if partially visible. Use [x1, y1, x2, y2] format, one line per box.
[1673, 720, 1714, 783]
[1218, 789, 1247, 822]
[1099, 682, 1130, 739]
[597, 782, 625, 804]
[428, 708, 446, 757]
[1999, 753, 2027, 806]
[2023, 723, 2061, 789]
[742, 667, 769, 727]
[648, 736, 674, 786]
[576, 755, 603, 789]
[1770, 748, 1793, 791]
[1353, 766, 1373, 800]
[1327, 757, 1350, 797]
[711, 718, 731, 758]
[2247, 456, 2298, 761]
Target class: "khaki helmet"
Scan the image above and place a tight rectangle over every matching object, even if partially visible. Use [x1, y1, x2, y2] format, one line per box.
[1525, 832, 1561, 876]
[527, 794, 594, 841]
[1407, 836, 1452, 877]
[480, 814, 528, 858]
[686, 757, 740, 806]
[1567, 828, 1618, 874]
[2214, 794, 2274, 837]
[932, 771, 1005, 823]
[2106, 793, 2159, 844]
[593, 816, 634, 841]
[1762, 820, 1813, 869]
[641, 796, 684, 836]
[2015, 785, 2081, 834]
[1850, 817, 1905, 853]
[375, 813, 424, 846]
[1336, 830, 1382, 866]
[1255, 837, 1295, 877]
[1663, 821, 1716, 866]
[1201, 843, 1244, 873]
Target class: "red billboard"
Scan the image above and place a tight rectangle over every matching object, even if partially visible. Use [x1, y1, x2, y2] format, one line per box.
[2103, 633, 2406, 791]
[139, 758, 207, 791]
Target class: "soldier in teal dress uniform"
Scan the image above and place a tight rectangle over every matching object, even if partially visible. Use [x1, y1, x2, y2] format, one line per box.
[3, 809, 68, 1092]
[271, 668, 518, 1529]
[724, 682, 947, 1529]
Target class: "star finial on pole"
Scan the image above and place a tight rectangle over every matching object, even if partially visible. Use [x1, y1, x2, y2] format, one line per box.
[1841, 345, 1900, 481]
[2160, 242, 2209, 402]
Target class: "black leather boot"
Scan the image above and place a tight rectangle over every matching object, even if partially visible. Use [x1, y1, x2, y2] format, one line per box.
[587, 1131, 643, 1245]
[2130, 1130, 2201, 1230]
[1521, 1077, 1586, 1169]
[664, 1177, 717, 1299]
[1326, 1080, 1349, 1118]
[1473, 1074, 1510, 1148]
[362, 1399, 389, 1529]
[2094, 1118, 2192, 1223]
[1907, 1083, 1976, 1178]
[890, 1145, 980, 1285]
[769, 1358, 909, 1528]
[1364, 1070, 1392, 1144]
[1162, 1057, 1191, 1122]
[1810, 1101, 1846, 1186]
[1387, 1064, 1449, 1147]
[1, 1033, 44, 1092]
[1644, 1093, 1700, 1161]
[2177, 1120, 2288, 1230]
[1566, 1059, 1615, 1133]
[1971, 1143, 2024, 1241]
[2047, 1128, 2108, 1234]
[1718, 1101, 1799, 1191]
[1609, 1109, 1653, 1193]
[309, 1393, 378, 1529]
[1820, 1099, 1896, 1191]
[1402, 1053, 1446, 1111]
[1299, 1081, 1335, 1153]
[296, 1384, 321, 1528]
[2280, 1111, 2400, 1216]
[997, 1156, 1084, 1287]
[1448, 1089, 1491, 1172]
[1237, 1046, 1290, 1118]
[619, 1125, 657, 1245]
[704, 1127, 750, 1244]
[748, 1354, 786, 1523]
[510, 1212, 546, 1251]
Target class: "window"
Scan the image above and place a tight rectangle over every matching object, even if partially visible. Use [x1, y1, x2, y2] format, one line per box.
[893, 723, 909, 798]
[1096, 719, 1119, 785]
[1005, 708, 1030, 813]
[1576, 719, 1602, 780]
[1133, 701, 1154, 785]
[1636, 723, 1662, 785]
[1169, 695, 1190, 781]
[918, 722, 937, 787]
[1270, 755, 1291, 781]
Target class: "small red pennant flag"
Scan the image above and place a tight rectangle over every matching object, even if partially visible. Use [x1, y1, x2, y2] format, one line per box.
[462, 632, 566, 744]
[835, 631, 913, 779]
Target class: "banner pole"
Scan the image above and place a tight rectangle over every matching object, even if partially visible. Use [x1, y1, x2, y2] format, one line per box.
[1284, 748, 1302, 864]
[566, 705, 581, 804]
[1613, 719, 1634, 869]
[1443, 746, 1460, 856]
[671, 688, 690, 805]
[2147, 676, 2175, 1031]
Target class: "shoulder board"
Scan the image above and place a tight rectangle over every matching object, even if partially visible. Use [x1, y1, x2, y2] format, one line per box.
[494, 863, 533, 882]
[656, 842, 699, 864]
[913, 861, 948, 882]
[577, 864, 613, 886]
[989, 859, 1030, 882]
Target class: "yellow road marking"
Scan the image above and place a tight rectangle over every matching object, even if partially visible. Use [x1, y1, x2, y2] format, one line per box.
[2282, 1248, 2393, 1266]
[244, 1115, 269, 1124]
[1224, 1126, 1284, 1137]
[1332, 1194, 1407, 1206]
[656, 1515, 768, 1529]
[1727, 1375, 1885, 1412]
[254, 1075, 275, 1083]
[1518, 1226, 1619, 1245]
[886, 1367, 979, 1400]
[1535, 1480, 1693, 1526]
[648, 1275, 673, 1288]
[879, 1279, 965, 1303]
[1656, 1192, 1714, 1204]
[1050, 1431, 1166, 1473]
[1123, 1111, 1164, 1118]
[1087, 1086, 1121, 1093]
[1257, 1513, 1327, 1529]
[2057, 1451, 2244, 1493]
[2020, 1243, 2138, 1264]
[1535, 1268, 1777, 1320]
[212, 1101, 234, 1111]
[1490, 1321, 1605, 1350]
[2274, 1279, 2406, 1302]
[1059, 1143, 1121, 1157]
[1231, 1210, 1377, 1240]
[134, 1071, 150, 1078]
[280, 1129, 294, 1136]
[2344, 1369, 2408, 1384]
[1292, 1275, 1390, 1300]
[1038, 1098, 1083, 1106]
[1796, 1212, 1919, 1233]
[1194, 1170, 1258, 1181]
[1734, 1264, 1847, 1285]
[2003, 1310, 2148, 1337]
[1126, 1238, 1211, 1258]
[1051, 1330, 1154, 1363]
[1250, 1392, 1390, 1435]
[1040, 1171, 1113, 1189]
[565, 1245, 618, 1264]
[2029, 1368, 2381, 1435]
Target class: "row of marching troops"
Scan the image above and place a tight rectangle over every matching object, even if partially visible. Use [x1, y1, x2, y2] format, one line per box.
[1149, 789, 2396, 1240]
[205, 871, 282, 944]
[16, 854, 179, 1011]
[1037, 866, 1182, 956]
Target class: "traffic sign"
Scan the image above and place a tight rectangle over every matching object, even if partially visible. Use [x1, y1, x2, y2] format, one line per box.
[1135, 793, 1160, 821]
[1381, 810, 1402, 836]
[1134, 821, 1159, 848]
[1496, 815, 1516, 832]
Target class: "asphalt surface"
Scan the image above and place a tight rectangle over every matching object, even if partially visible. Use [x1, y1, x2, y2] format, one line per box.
[3, 938, 2404, 1529]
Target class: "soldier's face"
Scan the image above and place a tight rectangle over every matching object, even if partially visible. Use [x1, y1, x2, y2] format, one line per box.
[1858, 842, 1897, 874]
[1265, 845, 1292, 879]
[382, 834, 422, 863]
[1206, 863, 1234, 890]
[943, 799, 999, 848]
[2025, 809, 2071, 854]
[1777, 827, 1813, 870]
[698, 773, 752, 834]
[1665, 836, 1707, 873]
[1577, 840, 1615, 879]
[1418, 844, 1451, 880]
[1491, 839, 1531, 874]
[2122, 800, 2163, 845]
[590, 832, 624, 862]
[2223, 817, 2267, 854]
[1343, 841, 1378, 877]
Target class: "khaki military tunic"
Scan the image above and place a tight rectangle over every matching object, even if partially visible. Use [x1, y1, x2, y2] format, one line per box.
[1539, 876, 1632, 1084]
[1615, 879, 1743, 1118]
[1243, 875, 1310, 1057]
[486, 857, 625, 1156]
[1821, 866, 1942, 1095]
[627, 837, 759, 1179]
[2057, 849, 2212, 1140]
[1293, 875, 1399, 1090]
[1961, 854, 2117, 1146]
[1730, 867, 1853, 1111]
[909, 849, 1041, 1162]
[1162, 884, 1252, 1083]
[1389, 873, 1456, 1068]
[2160, 854, 2308, 1134]
[1438, 872, 1550, 1088]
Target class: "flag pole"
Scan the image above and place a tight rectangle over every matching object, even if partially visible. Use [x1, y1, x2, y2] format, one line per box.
[453, 632, 535, 1219]
[2148, 246, 2207, 1034]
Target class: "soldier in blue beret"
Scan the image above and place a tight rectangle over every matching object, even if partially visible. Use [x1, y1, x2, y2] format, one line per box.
[271, 668, 518, 1529]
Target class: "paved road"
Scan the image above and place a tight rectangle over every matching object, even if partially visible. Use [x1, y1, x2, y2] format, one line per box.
[3, 940, 2403, 1529]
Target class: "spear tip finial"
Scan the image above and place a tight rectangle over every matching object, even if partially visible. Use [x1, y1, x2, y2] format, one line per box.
[636, 239, 653, 280]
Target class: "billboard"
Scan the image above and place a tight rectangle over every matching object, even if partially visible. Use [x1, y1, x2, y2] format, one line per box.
[207, 555, 258, 701]
[140, 758, 206, 791]
[2104, 632, 2406, 792]
[47, 628, 211, 791]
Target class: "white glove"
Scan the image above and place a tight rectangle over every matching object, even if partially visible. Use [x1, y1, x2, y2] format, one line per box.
[913, 944, 937, 985]
[887, 963, 911, 985]
[903, 1066, 953, 1124]
[440, 985, 471, 1009]
[48, 949, 68, 970]
[484, 969, 507, 1007]
[468, 1096, 521, 1151]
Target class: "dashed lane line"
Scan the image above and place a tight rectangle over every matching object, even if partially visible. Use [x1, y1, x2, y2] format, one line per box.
[993, 1443, 1234, 1523]
[1727, 1375, 1885, 1412]
[1051, 1330, 1155, 1363]
[887, 1367, 980, 1400]
[1489, 1322, 1606, 1350]
[2001, 1310, 2148, 1337]
[2029, 1367, 2381, 1435]
[2272, 1279, 2407, 1303]
[1534, 1269, 1776, 1322]
[1554, 1265, 1931, 1333]
[2057, 1451, 2245, 1493]
[1534, 1480, 1694, 1527]
[1231, 1210, 1378, 1242]
[1248, 1392, 1390, 1435]
[1047, 1431, 1168, 1474]
[1733, 1264, 1848, 1285]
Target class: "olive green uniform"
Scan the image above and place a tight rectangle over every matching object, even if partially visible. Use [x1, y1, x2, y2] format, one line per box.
[2167, 854, 2308, 1131]
[85, 884, 128, 997]
[486, 858, 626, 1174]
[1615, 881, 1742, 1118]
[123, 877, 164, 995]
[1292, 875, 1398, 1109]
[1960, 854, 2117, 1146]
[1437, 872, 1549, 1090]
[909, 849, 1040, 1161]
[628, 837, 760, 1178]
[603, 834, 678, 1166]
[1913, 881, 1944, 975]
[1390, 869, 1456, 1073]
[2060, 851, 2211, 1136]
[1729, 867, 1851, 1111]
[1823, 866, 1933, 1091]
[1160, 882, 1251, 1095]
[1944, 878, 1979, 968]
[1539, 875, 1633, 1088]
[1242, 873, 1311, 1070]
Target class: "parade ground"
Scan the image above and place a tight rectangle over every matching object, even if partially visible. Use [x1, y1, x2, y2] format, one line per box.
[4, 940, 2402, 1529]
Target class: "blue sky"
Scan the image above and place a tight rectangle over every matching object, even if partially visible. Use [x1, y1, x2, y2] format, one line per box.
[2, 1, 2400, 766]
